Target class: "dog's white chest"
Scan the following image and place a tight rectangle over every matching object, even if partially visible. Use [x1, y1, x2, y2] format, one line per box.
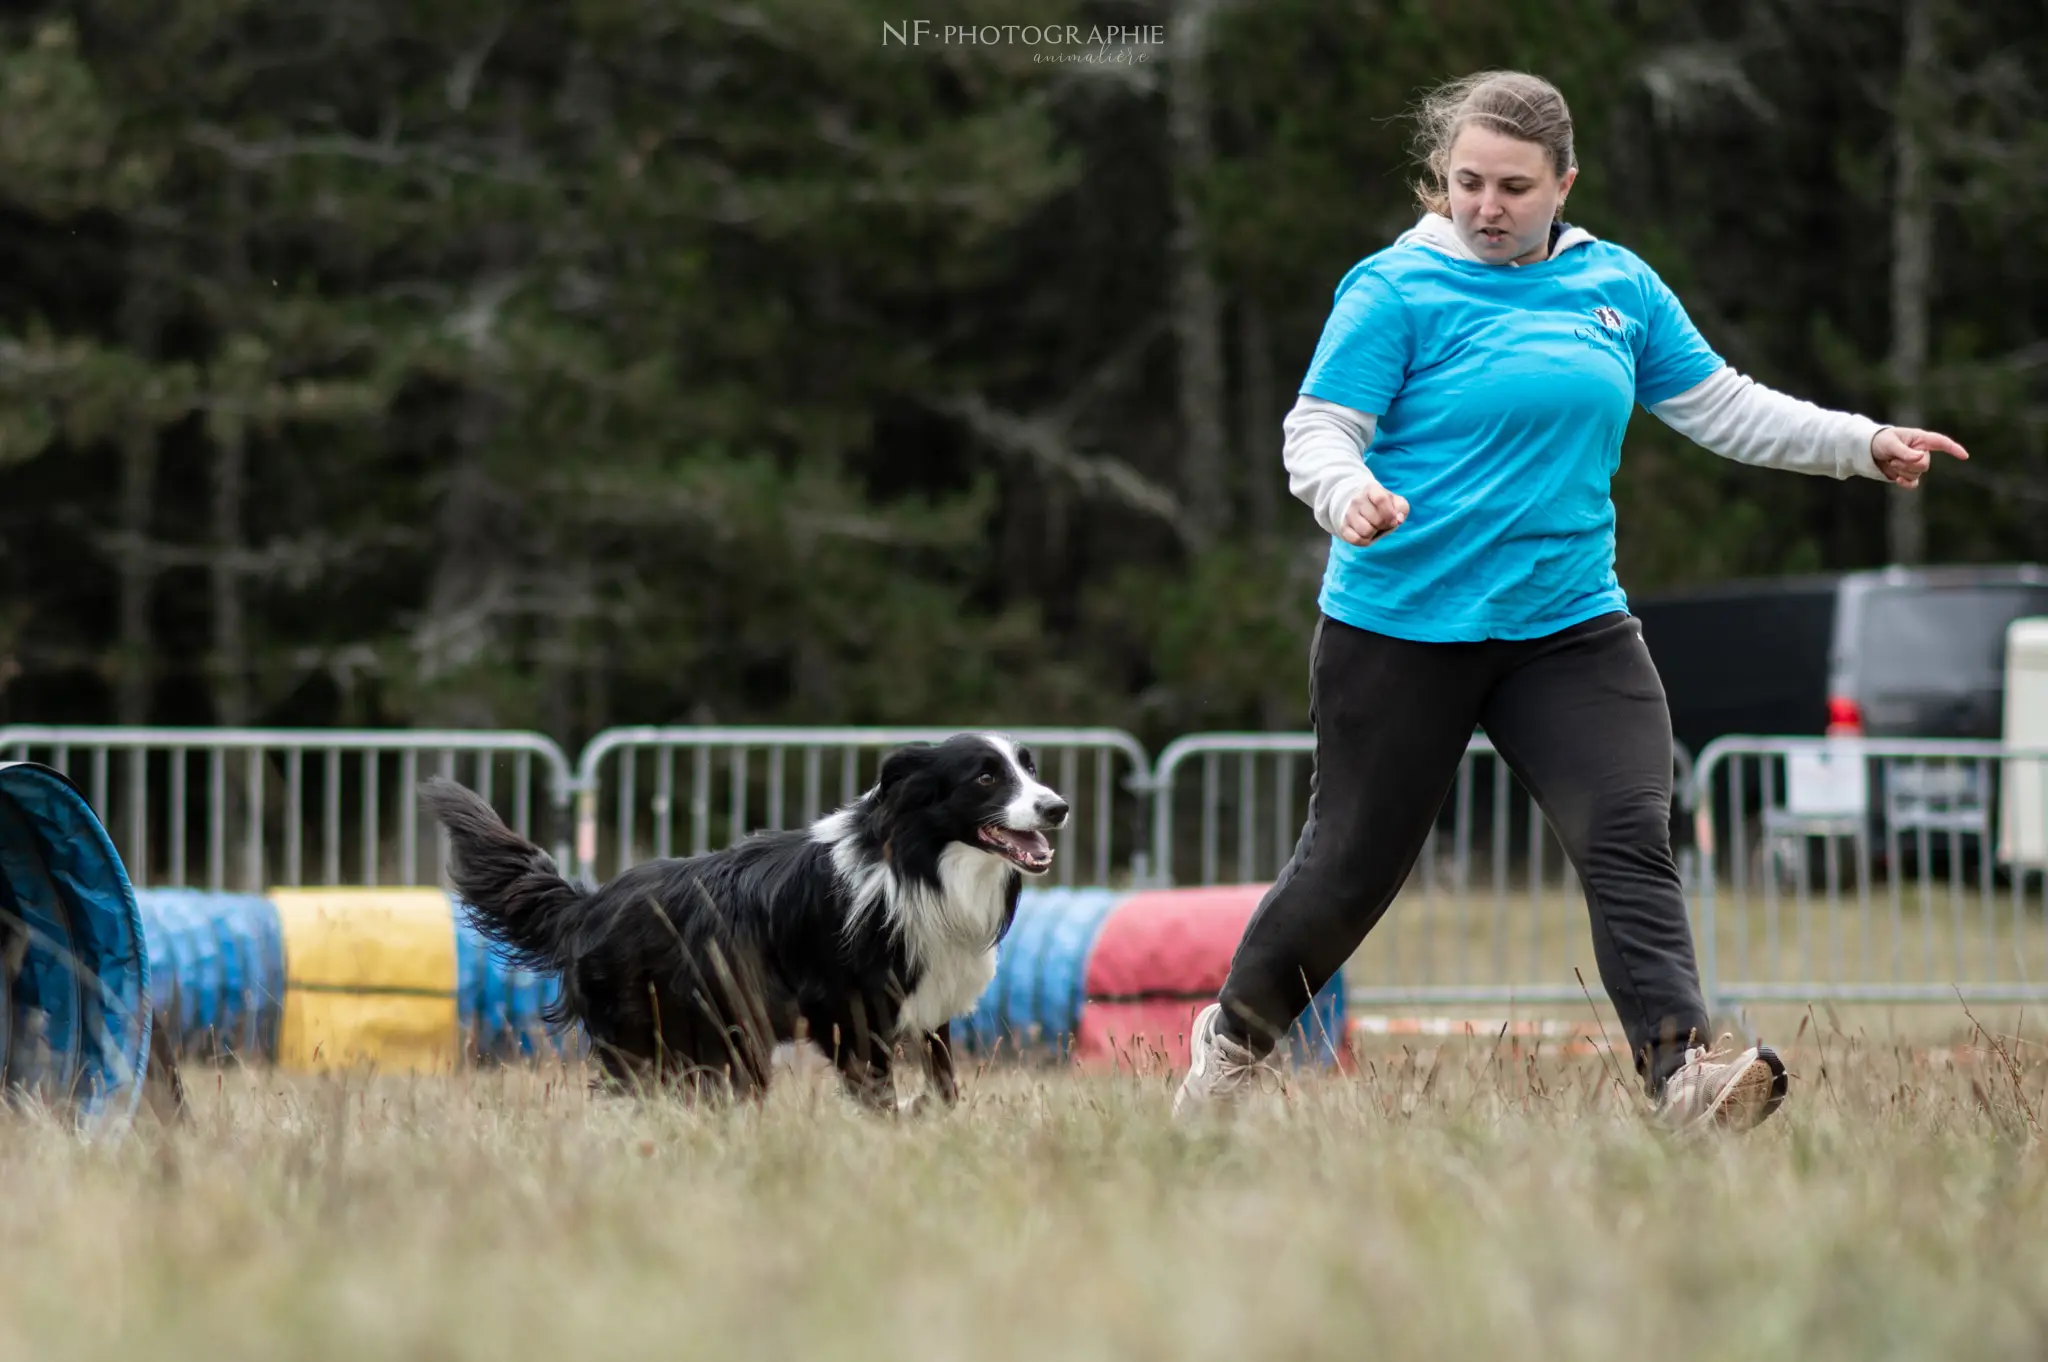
[892, 844, 1012, 1037]
[897, 944, 999, 1037]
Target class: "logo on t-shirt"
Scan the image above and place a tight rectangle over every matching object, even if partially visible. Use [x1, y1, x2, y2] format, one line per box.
[1575, 305, 1639, 351]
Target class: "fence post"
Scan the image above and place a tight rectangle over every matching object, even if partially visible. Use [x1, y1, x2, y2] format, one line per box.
[550, 768, 579, 888]
[1147, 741, 1186, 891]
[1126, 764, 1156, 890]
[573, 777, 599, 889]
[1681, 740, 1722, 1021]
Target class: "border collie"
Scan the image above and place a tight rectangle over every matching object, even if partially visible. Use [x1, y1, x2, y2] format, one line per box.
[420, 733, 1068, 1109]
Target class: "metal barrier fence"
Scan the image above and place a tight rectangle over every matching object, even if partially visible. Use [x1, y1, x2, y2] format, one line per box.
[0, 727, 575, 894]
[11, 722, 2046, 1013]
[1146, 731, 1701, 1005]
[573, 726, 1154, 889]
[1691, 737, 2048, 1008]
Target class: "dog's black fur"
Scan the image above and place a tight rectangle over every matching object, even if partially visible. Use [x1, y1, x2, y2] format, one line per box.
[420, 733, 1068, 1109]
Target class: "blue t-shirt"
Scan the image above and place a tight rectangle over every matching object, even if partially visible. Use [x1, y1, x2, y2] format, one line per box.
[1300, 234, 1724, 642]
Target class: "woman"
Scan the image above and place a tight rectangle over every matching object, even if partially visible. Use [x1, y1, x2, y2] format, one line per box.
[1173, 70, 1968, 1131]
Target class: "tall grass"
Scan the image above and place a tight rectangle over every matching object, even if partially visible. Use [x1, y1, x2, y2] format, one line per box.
[0, 1024, 2044, 1361]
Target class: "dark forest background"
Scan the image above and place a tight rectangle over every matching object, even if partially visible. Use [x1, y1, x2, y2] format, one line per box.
[2, 0, 2043, 753]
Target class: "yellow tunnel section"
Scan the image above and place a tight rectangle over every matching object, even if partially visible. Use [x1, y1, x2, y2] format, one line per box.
[271, 888, 462, 1073]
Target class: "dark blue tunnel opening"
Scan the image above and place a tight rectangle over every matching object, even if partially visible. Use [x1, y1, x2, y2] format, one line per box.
[0, 762, 151, 1127]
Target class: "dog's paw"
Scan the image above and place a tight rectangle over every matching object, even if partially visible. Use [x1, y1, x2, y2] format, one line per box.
[895, 1091, 936, 1119]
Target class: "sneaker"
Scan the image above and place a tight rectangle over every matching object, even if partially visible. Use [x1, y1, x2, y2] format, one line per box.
[1657, 1036, 1789, 1132]
[1171, 1002, 1272, 1119]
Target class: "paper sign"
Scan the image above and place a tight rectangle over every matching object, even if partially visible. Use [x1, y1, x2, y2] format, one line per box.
[1784, 743, 1869, 818]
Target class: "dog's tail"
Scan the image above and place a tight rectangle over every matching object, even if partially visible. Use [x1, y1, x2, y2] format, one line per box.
[419, 776, 586, 977]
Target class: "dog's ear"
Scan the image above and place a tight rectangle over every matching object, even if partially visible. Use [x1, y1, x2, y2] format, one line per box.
[874, 743, 936, 809]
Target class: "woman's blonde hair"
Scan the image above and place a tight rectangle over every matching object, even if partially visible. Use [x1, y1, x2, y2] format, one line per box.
[1410, 71, 1576, 218]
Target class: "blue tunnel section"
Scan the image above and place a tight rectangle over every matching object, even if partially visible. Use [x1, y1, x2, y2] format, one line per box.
[453, 912, 581, 1061]
[957, 887, 1126, 1057]
[132, 890, 285, 1062]
[0, 762, 152, 1126]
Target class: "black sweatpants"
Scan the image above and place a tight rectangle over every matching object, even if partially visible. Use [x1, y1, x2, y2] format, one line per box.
[1216, 610, 1710, 1093]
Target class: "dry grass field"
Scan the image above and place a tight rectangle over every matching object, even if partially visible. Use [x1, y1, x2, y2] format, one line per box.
[1348, 883, 2048, 996]
[0, 1014, 2045, 1362]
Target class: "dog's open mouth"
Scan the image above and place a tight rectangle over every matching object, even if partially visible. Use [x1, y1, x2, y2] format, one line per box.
[977, 825, 1054, 873]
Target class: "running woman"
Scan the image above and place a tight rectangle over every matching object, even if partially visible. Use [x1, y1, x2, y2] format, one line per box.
[1173, 69, 1969, 1131]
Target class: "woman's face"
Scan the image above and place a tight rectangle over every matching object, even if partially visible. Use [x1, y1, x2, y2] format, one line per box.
[1446, 123, 1577, 266]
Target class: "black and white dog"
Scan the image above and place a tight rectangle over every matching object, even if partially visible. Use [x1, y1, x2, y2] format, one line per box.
[420, 733, 1068, 1109]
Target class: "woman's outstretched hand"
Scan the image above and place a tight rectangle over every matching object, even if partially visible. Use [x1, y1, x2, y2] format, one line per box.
[1340, 482, 1410, 546]
[1872, 426, 1969, 488]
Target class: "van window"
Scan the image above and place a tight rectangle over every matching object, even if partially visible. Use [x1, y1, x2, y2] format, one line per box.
[1854, 585, 2048, 688]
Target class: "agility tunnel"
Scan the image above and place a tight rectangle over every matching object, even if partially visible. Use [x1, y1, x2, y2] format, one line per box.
[133, 887, 574, 1072]
[959, 884, 1348, 1068]
[128, 882, 1344, 1077]
[0, 762, 152, 1125]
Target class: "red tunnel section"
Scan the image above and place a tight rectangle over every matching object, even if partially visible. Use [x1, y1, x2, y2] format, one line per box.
[1073, 885, 1267, 1071]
